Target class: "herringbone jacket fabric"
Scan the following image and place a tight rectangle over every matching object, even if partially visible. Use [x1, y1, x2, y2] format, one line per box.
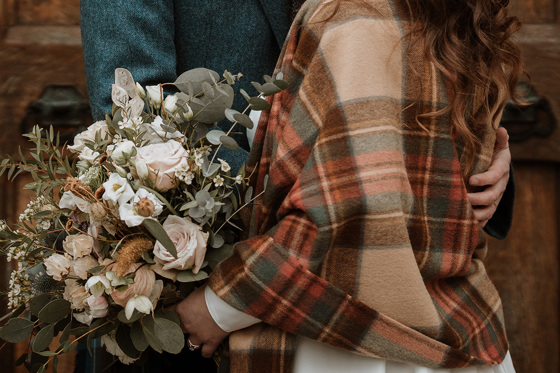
[208, 0, 509, 371]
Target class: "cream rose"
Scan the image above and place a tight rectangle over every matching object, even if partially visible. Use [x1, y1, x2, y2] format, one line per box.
[134, 140, 188, 191]
[63, 234, 94, 258]
[44, 253, 72, 281]
[87, 295, 109, 319]
[153, 215, 208, 274]
[68, 121, 110, 153]
[110, 264, 155, 307]
[63, 279, 89, 310]
[71, 256, 99, 280]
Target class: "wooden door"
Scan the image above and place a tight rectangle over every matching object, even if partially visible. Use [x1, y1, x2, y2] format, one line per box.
[485, 1, 560, 372]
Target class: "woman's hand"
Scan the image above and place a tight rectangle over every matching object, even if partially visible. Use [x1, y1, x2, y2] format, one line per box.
[467, 127, 511, 228]
[169, 286, 230, 358]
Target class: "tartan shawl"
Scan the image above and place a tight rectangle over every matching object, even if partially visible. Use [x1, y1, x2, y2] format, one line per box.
[208, 0, 508, 371]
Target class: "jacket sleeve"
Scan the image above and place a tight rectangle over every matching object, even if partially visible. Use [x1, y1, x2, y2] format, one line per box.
[80, 0, 178, 121]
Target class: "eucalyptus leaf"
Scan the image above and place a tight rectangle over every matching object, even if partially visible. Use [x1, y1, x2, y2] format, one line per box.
[62, 340, 74, 353]
[206, 130, 227, 145]
[233, 113, 254, 129]
[210, 233, 225, 249]
[203, 163, 220, 177]
[155, 310, 181, 326]
[248, 97, 271, 111]
[88, 319, 116, 339]
[143, 219, 177, 259]
[141, 317, 163, 353]
[36, 351, 57, 357]
[219, 136, 239, 151]
[115, 323, 141, 359]
[251, 82, 282, 96]
[206, 245, 234, 269]
[32, 324, 55, 353]
[179, 201, 199, 211]
[29, 294, 52, 317]
[245, 186, 254, 204]
[118, 309, 143, 324]
[130, 322, 149, 352]
[0, 317, 35, 343]
[176, 270, 208, 283]
[38, 299, 71, 324]
[173, 68, 220, 94]
[189, 85, 234, 123]
[188, 206, 206, 219]
[225, 108, 241, 123]
[152, 317, 185, 354]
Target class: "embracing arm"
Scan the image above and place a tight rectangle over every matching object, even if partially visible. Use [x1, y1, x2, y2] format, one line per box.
[468, 127, 515, 238]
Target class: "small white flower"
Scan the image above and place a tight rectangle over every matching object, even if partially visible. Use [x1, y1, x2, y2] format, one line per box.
[146, 85, 162, 109]
[73, 311, 93, 326]
[85, 275, 111, 298]
[213, 175, 224, 187]
[102, 173, 135, 206]
[218, 159, 231, 172]
[125, 295, 153, 319]
[118, 188, 164, 227]
[235, 175, 243, 184]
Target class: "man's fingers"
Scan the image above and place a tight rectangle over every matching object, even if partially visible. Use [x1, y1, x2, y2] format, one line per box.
[495, 127, 510, 151]
[471, 205, 496, 227]
[467, 188, 503, 207]
[201, 341, 219, 358]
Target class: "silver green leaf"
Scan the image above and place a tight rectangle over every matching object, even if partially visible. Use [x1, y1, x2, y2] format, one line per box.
[38, 299, 71, 324]
[143, 219, 177, 259]
[0, 317, 35, 343]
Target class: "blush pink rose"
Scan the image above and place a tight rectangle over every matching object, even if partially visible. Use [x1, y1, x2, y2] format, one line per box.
[134, 140, 188, 191]
[110, 264, 155, 307]
[153, 215, 208, 275]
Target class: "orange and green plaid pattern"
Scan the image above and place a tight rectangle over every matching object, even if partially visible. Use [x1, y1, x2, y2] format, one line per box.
[208, 1, 508, 372]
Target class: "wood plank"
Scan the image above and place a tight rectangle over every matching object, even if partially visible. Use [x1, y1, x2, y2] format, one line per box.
[16, 0, 79, 26]
[508, 24, 560, 163]
[486, 163, 560, 373]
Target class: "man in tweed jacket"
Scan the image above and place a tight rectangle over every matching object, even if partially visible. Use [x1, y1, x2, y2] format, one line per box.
[177, 1, 512, 371]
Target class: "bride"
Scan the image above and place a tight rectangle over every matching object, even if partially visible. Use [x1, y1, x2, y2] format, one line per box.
[172, 0, 522, 372]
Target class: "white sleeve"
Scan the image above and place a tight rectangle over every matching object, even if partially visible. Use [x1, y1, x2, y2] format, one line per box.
[204, 286, 261, 333]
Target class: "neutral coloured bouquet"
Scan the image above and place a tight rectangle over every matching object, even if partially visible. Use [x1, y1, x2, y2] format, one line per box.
[0, 67, 286, 372]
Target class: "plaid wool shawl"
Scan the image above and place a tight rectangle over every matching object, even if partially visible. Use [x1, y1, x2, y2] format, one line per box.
[208, 0, 508, 371]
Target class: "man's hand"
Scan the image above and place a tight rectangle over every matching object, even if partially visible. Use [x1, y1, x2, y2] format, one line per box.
[169, 286, 230, 358]
[467, 127, 511, 228]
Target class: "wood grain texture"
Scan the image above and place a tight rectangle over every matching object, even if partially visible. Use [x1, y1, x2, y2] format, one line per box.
[16, 0, 79, 26]
[486, 164, 560, 373]
[509, 0, 557, 23]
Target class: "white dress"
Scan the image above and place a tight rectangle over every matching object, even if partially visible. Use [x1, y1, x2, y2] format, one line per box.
[203, 111, 516, 373]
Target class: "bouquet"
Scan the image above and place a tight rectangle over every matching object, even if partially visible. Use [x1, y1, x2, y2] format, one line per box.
[0, 67, 287, 372]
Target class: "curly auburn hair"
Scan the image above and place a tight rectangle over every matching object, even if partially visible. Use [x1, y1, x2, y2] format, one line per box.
[292, 0, 524, 174]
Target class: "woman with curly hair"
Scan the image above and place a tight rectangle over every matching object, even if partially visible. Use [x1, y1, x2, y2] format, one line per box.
[174, 0, 523, 372]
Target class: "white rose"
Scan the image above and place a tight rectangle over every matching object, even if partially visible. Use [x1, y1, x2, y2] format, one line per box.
[78, 147, 101, 164]
[87, 295, 109, 319]
[68, 121, 110, 153]
[146, 85, 162, 109]
[134, 140, 189, 191]
[71, 256, 99, 280]
[63, 279, 89, 310]
[63, 234, 94, 258]
[111, 140, 136, 165]
[153, 215, 209, 274]
[44, 253, 72, 281]
[102, 173, 135, 206]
